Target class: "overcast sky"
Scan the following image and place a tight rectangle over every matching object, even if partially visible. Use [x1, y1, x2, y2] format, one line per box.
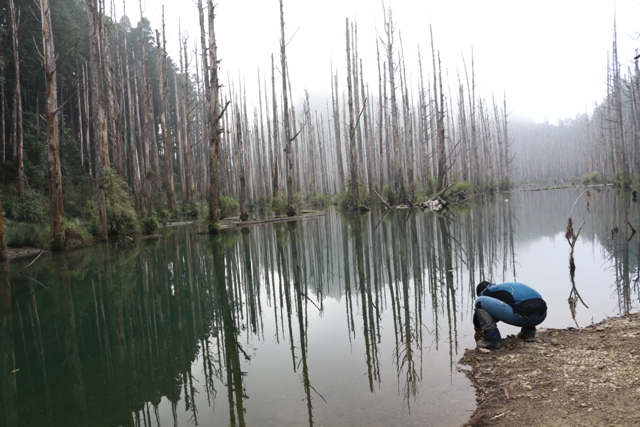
[125, 0, 640, 124]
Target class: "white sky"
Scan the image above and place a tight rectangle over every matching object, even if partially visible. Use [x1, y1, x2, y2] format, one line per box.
[127, 0, 640, 124]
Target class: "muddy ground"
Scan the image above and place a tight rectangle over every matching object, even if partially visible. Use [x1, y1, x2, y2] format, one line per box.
[459, 312, 640, 426]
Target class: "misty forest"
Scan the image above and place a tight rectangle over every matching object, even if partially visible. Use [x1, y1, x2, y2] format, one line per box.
[1, 1, 640, 427]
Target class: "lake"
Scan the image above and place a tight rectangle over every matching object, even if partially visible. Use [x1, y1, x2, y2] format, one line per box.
[1, 187, 638, 427]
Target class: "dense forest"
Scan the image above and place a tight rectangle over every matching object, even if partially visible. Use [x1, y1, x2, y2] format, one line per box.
[0, 0, 631, 253]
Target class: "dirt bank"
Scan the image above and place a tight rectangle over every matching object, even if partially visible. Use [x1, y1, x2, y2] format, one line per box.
[459, 312, 640, 426]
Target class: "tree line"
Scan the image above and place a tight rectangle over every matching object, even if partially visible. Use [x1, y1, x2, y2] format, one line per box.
[510, 19, 640, 187]
[0, 0, 514, 252]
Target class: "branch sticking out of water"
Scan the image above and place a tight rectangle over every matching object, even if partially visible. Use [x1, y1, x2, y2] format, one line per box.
[566, 190, 591, 272]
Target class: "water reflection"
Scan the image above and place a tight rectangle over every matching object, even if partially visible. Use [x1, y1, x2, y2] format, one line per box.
[2, 188, 639, 426]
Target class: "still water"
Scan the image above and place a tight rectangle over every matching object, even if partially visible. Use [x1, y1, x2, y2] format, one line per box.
[1, 188, 638, 427]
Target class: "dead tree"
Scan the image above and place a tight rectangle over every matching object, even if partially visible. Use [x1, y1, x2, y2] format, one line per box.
[279, 0, 296, 217]
[383, 7, 405, 201]
[431, 27, 447, 193]
[156, 11, 175, 214]
[346, 18, 359, 210]
[207, 0, 223, 230]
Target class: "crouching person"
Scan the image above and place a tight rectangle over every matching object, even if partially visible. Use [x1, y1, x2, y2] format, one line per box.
[473, 281, 547, 351]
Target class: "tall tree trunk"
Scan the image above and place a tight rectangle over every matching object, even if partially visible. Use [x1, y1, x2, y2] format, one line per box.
[139, 2, 161, 214]
[85, 0, 108, 241]
[346, 18, 358, 210]
[0, 199, 6, 260]
[8, 0, 25, 197]
[182, 38, 196, 204]
[208, 0, 223, 230]
[271, 54, 280, 197]
[431, 31, 447, 193]
[279, 0, 295, 217]
[41, 0, 65, 250]
[236, 108, 248, 221]
[156, 13, 175, 214]
[385, 7, 405, 201]
[331, 69, 345, 190]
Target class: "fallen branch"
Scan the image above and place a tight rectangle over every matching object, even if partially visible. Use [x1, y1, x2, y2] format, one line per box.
[404, 195, 414, 208]
[372, 189, 392, 209]
[429, 182, 455, 202]
[503, 387, 510, 400]
[490, 410, 510, 420]
[19, 250, 45, 273]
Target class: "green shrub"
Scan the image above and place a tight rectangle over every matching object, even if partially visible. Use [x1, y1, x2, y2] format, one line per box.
[3, 189, 48, 223]
[6, 223, 47, 248]
[337, 181, 370, 211]
[220, 196, 240, 218]
[270, 190, 288, 215]
[309, 193, 331, 208]
[183, 201, 198, 217]
[104, 167, 138, 234]
[192, 200, 208, 220]
[158, 209, 171, 226]
[270, 190, 304, 215]
[45, 218, 92, 249]
[581, 171, 603, 185]
[383, 184, 397, 206]
[445, 181, 475, 202]
[140, 215, 159, 235]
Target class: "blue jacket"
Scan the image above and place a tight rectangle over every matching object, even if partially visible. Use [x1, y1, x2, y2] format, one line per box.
[479, 282, 547, 318]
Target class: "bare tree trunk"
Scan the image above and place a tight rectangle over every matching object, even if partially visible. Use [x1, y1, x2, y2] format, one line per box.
[236, 108, 248, 221]
[156, 12, 175, 214]
[85, 0, 108, 241]
[102, 17, 117, 170]
[139, 2, 162, 213]
[197, 0, 211, 199]
[121, 12, 141, 211]
[0, 198, 6, 260]
[384, 7, 405, 200]
[41, 0, 65, 250]
[431, 29, 447, 193]
[463, 51, 479, 186]
[207, 0, 223, 230]
[279, 0, 295, 217]
[270, 54, 280, 197]
[8, 0, 25, 197]
[331, 69, 345, 190]
[1, 69, 5, 169]
[182, 37, 196, 204]
[346, 18, 359, 210]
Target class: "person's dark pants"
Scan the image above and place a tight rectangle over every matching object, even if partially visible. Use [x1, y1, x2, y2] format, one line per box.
[475, 296, 547, 343]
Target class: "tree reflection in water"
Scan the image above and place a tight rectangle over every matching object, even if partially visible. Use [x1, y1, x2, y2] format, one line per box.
[2, 189, 640, 426]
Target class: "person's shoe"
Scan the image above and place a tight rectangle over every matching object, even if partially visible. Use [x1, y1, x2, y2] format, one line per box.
[476, 339, 505, 351]
[517, 332, 535, 342]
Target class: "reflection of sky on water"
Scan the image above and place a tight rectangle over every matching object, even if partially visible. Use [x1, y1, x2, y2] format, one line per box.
[505, 233, 623, 336]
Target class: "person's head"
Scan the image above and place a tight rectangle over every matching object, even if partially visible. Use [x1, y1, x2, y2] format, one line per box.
[476, 281, 491, 296]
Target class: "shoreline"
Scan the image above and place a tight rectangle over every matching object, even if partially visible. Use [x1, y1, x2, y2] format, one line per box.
[459, 312, 640, 426]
